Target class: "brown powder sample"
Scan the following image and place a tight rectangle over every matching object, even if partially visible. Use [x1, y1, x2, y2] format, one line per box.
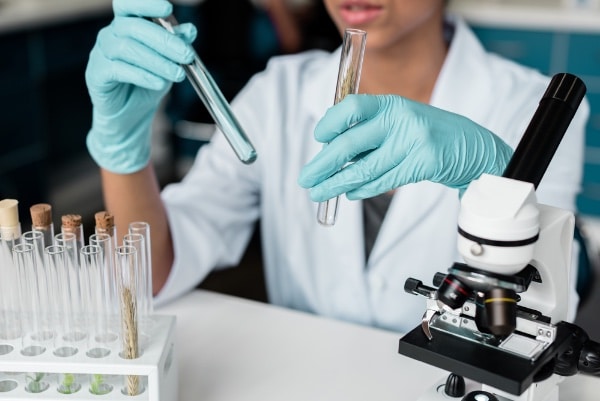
[121, 287, 140, 395]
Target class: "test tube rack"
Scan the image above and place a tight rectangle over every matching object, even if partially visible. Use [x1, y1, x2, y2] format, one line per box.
[0, 315, 177, 401]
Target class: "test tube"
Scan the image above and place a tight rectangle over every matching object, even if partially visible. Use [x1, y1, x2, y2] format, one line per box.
[81, 244, 117, 357]
[14, 242, 50, 356]
[115, 245, 143, 396]
[128, 221, 153, 315]
[21, 231, 54, 338]
[46, 245, 78, 357]
[89, 233, 119, 325]
[0, 200, 22, 341]
[54, 232, 87, 346]
[152, 14, 257, 164]
[316, 29, 366, 226]
[123, 233, 152, 336]
[0, 233, 21, 341]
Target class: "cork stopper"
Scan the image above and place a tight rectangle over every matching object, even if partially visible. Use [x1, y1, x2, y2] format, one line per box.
[95, 211, 115, 231]
[30, 203, 53, 228]
[0, 199, 19, 228]
[61, 214, 82, 229]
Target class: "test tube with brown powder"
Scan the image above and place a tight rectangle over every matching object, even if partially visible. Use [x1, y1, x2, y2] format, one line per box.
[115, 245, 142, 396]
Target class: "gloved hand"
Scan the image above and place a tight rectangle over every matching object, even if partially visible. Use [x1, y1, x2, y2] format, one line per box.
[85, 0, 197, 174]
[298, 94, 514, 201]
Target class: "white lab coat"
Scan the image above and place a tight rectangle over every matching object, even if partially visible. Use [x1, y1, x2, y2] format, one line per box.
[156, 16, 588, 333]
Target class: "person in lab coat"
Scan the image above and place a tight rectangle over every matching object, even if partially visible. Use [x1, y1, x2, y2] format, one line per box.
[84, 0, 588, 332]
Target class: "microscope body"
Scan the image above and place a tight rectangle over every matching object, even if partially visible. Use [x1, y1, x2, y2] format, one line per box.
[457, 173, 573, 326]
[398, 74, 594, 401]
[401, 174, 574, 401]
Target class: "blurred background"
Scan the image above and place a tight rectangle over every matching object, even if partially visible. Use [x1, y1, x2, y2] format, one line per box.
[0, 0, 599, 337]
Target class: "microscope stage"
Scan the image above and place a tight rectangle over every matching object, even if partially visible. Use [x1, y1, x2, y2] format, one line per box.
[397, 323, 573, 395]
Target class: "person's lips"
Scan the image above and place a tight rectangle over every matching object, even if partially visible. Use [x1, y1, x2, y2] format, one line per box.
[339, 1, 384, 26]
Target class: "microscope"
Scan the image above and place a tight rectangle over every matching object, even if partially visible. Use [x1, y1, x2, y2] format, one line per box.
[398, 73, 600, 401]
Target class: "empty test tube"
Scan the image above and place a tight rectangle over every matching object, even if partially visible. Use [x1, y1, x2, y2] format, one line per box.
[128, 222, 153, 315]
[152, 14, 257, 164]
[54, 233, 87, 346]
[89, 233, 119, 322]
[0, 233, 21, 341]
[81, 244, 117, 357]
[317, 29, 366, 226]
[14, 242, 50, 356]
[0, 200, 23, 341]
[21, 231, 54, 338]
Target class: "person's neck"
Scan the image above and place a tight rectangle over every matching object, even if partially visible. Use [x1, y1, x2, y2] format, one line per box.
[357, 25, 448, 104]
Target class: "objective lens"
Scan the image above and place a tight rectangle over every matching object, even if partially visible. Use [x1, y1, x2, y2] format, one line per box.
[481, 287, 517, 337]
[436, 274, 472, 310]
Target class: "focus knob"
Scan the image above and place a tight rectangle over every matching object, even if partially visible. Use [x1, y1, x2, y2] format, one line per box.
[444, 373, 465, 398]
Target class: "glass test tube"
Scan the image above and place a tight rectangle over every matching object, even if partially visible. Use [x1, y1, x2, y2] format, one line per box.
[115, 245, 143, 396]
[14, 242, 49, 356]
[53, 233, 87, 348]
[128, 222, 153, 316]
[89, 233, 119, 324]
[316, 29, 366, 226]
[122, 233, 152, 337]
[0, 233, 21, 341]
[152, 14, 257, 164]
[45, 245, 77, 357]
[21, 231, 55, 338]
[81, 244, 117, 357]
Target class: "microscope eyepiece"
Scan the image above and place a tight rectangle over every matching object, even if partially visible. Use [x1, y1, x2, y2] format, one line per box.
[502, 73, 586, 188]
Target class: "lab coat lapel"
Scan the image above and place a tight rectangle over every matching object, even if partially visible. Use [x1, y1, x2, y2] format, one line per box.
[366, 183, 452, 268]
[430, 16, 497, 123]
[367, 17, 491, 268]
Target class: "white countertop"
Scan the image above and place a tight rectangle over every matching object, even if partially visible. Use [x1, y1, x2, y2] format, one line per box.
[158, 290, 600, 401]
[449, 0, 600, 32]
[0, 0, 111, 34]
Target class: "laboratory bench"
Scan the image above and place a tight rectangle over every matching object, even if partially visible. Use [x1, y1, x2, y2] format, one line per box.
[156, 289, 600, 401]
[449, 0, 600, 218]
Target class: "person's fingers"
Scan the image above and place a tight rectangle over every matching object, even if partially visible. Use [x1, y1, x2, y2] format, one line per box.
[313, 94, 381, 143]
[111, 17, 194, 65]
[113, 0, 172, 18]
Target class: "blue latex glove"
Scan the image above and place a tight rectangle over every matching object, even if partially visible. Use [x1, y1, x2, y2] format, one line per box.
[298, 95, 514, 201]
[85, 0, 197, 174]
